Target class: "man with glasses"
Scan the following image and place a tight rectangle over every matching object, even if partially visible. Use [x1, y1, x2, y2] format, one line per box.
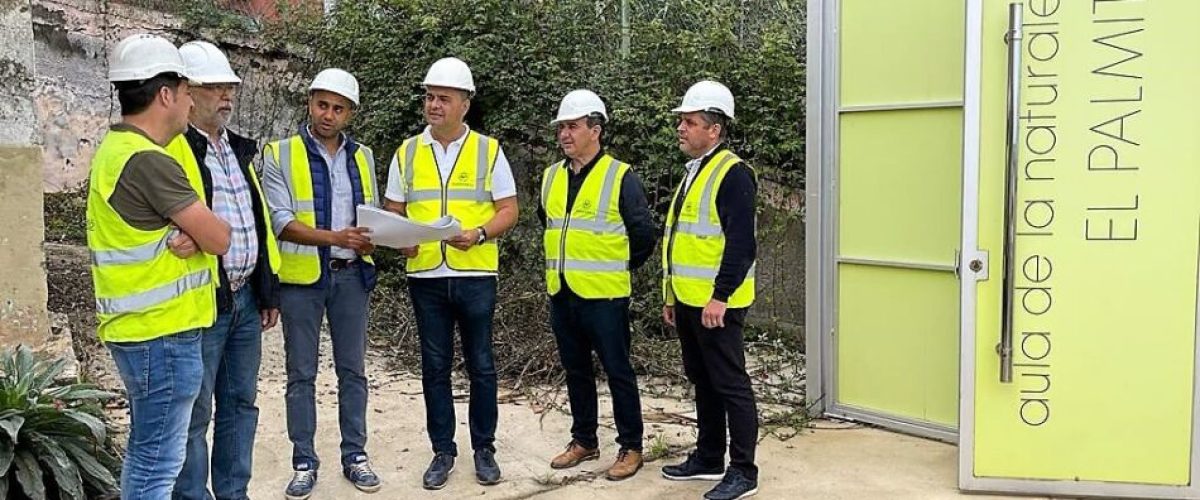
[164, 40, 281, 500]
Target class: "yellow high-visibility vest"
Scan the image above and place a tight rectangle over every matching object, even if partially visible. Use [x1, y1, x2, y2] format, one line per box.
[164, 134, 281, 275]
[86, 129, 217, 342]
[541, 154, 632, 298]
[394, 131, 500, 273]
[662, 149, 756, 308]
[263, 135, 375, 285]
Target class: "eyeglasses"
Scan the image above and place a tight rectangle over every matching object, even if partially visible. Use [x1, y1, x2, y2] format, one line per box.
[199, 84, 238, 95]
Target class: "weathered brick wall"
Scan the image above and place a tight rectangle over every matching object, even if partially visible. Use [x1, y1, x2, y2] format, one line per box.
[33, 0, 310, 191]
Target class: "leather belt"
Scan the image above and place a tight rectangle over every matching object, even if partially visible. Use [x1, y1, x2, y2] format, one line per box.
[328, 258, 358, 271]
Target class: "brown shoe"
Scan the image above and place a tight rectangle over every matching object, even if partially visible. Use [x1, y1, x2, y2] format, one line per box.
[605, 449, 643, 481]
[550, 441, 599, 469]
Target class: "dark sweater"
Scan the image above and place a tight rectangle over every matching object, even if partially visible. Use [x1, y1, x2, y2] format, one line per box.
[537, 150, 659, 277]
[670, 145, 757, 303]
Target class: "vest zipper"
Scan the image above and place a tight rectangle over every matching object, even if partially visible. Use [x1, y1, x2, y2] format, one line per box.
[439, 152, 449, 260]
[559, 209, 572, 280]
[558, 160, 588, 281]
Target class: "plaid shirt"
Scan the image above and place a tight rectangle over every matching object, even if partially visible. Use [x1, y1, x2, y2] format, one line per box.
[198, 127, 259, 289]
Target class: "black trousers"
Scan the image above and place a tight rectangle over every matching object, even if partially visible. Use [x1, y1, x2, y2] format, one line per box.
[676, 304, 758, 479]
[551, 288, 644, 451]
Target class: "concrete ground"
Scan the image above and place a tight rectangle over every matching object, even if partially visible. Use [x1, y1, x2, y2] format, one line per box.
[244, 326, 1039, 500]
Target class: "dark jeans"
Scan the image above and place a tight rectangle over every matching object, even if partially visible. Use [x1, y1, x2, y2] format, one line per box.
[281, 265, 371, 470]
[550, 288, 643, 451]
[175, 286, 262, 500]
[408, 276, 499, 456]
[676, 304, 758, 480]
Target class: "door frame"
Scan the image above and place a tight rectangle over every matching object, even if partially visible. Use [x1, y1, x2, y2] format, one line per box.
[956, 0, 1200, 497]
[804, 0, 958, 443]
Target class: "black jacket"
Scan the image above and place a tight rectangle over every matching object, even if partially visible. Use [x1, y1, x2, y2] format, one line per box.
[184, 125, 281, 313]
[669, 145, 757, 304]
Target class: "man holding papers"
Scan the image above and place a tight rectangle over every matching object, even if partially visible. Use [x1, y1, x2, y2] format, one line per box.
[355, 205, 461, 249]
[261, 68, 382, 498]
[382, 57, 519, 490]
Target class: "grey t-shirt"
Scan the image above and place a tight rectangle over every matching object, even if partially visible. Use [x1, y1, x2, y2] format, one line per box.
[106, 124, 199, 231]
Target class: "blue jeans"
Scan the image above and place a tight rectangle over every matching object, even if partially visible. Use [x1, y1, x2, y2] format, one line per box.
[282, 265, 371, 470]
[174, 286, 262, 500]
[408, 276, 498, 455]
[550, 288, 643, 451]
[108, 329, 204, 500]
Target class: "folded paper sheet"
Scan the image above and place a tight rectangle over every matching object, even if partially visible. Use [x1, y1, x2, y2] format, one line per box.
[355, 205, 462, 249]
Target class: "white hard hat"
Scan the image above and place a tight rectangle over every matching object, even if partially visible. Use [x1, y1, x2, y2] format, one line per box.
[551, 89, 607, 125]
[421, 57, 475, 93]
[672, 80, 735, 119]
[179, 41, 241, 85]
[310, 68, 360, 106]
[108, 34, 191, 83]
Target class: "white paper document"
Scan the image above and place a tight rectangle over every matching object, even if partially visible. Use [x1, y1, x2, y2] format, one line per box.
[355, 205, 462, 249]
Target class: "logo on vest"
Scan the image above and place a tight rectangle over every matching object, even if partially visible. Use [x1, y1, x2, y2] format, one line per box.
[456, 171, 469, 183]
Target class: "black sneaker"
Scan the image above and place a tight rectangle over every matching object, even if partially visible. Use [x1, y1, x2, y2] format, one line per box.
[342, 455, 381, 493]
[474, 448, 502, 485]
[704, 468, 759, 500]
[422, 452, 455, 490]
[661, 451, 725, 481]
[284, 464, 317, 500]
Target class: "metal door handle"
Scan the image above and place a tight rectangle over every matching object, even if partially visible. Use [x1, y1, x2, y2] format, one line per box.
[999, 2, 1023, 384]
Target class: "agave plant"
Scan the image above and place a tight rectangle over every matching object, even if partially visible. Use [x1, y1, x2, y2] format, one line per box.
[0, 345, 121, 500]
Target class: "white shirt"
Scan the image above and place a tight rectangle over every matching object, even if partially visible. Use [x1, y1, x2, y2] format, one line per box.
[683, 144, 723, 193]
[384, 125, 517, 278]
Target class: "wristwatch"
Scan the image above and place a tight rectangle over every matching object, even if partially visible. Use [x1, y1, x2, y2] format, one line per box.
[475, 227, 488, 245]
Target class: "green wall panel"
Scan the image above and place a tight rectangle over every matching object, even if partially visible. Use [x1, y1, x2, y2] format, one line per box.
[839, 108, 963, 266]
[837, 264, 959, 425]
[841, 0, 965, 106]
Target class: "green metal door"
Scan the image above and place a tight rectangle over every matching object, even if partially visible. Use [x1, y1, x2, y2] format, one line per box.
[812, 0, 966, 439]
[959, 1, 1200, 497]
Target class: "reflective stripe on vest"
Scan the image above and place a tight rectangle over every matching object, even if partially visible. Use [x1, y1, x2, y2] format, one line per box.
[164, 134, 282, 276]
[662, 149, 756, 308]
[541, 155, 631, 299]
[397, 131, 499, 273]
[270, 135, 376, 285]
[87, 130, 217, 343]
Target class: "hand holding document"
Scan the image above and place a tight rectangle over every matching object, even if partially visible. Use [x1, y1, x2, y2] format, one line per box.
[355, 205, 462, 249]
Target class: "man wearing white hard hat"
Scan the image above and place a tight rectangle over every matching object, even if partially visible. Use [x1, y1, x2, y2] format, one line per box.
[660, 80, 760, 500]
[538, 89, 656, 480]
[260, 68, 381, 498]
[88, 33, 232, 499]
[382, 56, 518, 490]
[161, 40, 281, 500]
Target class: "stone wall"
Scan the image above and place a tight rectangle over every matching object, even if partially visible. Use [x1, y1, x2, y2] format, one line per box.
[0, 147, 51, 347]
[0, 0, 50, 347]
[1, 0, 38, 146]
[33, 0, 310, 191]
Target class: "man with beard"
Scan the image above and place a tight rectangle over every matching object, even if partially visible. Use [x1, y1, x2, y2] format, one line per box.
[164, 40, 281, 500]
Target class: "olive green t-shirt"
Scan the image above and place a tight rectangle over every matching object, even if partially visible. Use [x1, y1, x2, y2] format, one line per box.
[106, 124, 199, 231]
